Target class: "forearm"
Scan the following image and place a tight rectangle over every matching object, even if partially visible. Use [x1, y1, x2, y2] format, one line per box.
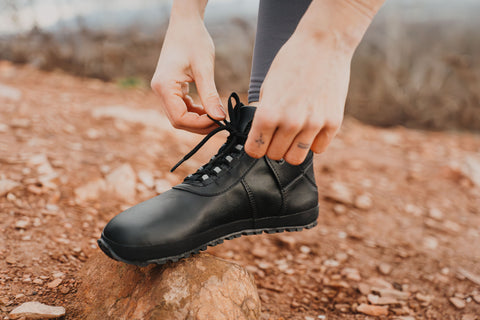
[170, 0, 208, 23]
[294, 0, 385, 53]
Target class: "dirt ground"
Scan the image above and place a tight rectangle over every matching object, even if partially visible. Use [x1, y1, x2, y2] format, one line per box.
[0, 61, 479, 319]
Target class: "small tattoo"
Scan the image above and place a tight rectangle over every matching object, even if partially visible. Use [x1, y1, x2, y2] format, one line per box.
[297, 142, 310, 149]
[255, 133, 265, 147]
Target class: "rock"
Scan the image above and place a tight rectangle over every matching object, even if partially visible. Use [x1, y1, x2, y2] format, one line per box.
[74, 178, 107, 202]
[367, 294, 400, 305]
[461, 314, 476, 320]
[9, 301, 65, 319]
[47, 279, 62, 289]
[449, 297, 466, 309]
[462, 154, 480, 187]
[428, 207, 444, 221]
[356, 303, 388, 316]
[358, 283, 371, 295]
[378, 262, 393, 275]
[373, 288, 410, 300]
[333, 204, 347, 215]
[72, 251, 261, 320]
[15, 220, 29, 229]
[106, 164, 137, 200]
[138, 170, 155, 189]
[92, 105, 170, 130]
[457, 268, 480, 286]
[415, 292, 433, 304]
[354, 193, 373, 210]
[342, 268, 361, 281]
[0, 83, 22, 101]
[325, 182, 353, 205]
[0, 179, 21, 196]
[155, 179, 173, 194]
[423, 236, 438, 250]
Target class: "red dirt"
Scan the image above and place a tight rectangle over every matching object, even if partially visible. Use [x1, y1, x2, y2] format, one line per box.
[0, 61, 479, 319]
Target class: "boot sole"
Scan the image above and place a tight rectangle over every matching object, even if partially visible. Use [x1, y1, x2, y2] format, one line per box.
[97, 210, 318, 267]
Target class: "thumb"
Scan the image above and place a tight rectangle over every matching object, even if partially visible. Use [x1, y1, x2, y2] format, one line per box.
[193, 66, 225, 120]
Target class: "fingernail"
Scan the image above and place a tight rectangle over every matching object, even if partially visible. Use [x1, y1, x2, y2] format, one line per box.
[213, 105, 226, 118]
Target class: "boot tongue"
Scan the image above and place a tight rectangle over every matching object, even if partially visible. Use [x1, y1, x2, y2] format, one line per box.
[237, 106, 256, 133]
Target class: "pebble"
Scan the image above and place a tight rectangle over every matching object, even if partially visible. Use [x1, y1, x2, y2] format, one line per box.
[358, 283, 371, 295]
[462, 314, 476, 320]
[106, 164, 137, 200]
[299, 245, 311, 254]
[404, 203, 423, 216]
[74, 178, 106, 202]
[154, 179, 172, 194]
[333, 204, 347, 215]
[0, 83, 22, 101]
[423, 236, 438, 250]
[449, 297, 466, 309]
[15, 220, 29, 229]
[342, 268, 361, 281]
[32, 279, 43, 285]
[367, 294, 400, 305]
[357, 303, 389, 316]
[428, 207, 444, 221]
[354, 193, 373, 210]
[47, 278, 62, 289]
[374, 288, 410, 300]
[378, 262, 393, 275]
[9, 301, 65, 319]
[0, 179, 21, 197]
[326, 182, 353, 205]
[415, 292, 433, 304]
[137, 170, 155, 188]
[323, 259, 340, 267]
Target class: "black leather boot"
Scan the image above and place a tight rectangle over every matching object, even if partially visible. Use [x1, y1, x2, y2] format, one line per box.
[98, 93, 318, 266]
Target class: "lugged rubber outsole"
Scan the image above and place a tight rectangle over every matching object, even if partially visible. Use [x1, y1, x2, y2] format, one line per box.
[97, 220, 318, 267]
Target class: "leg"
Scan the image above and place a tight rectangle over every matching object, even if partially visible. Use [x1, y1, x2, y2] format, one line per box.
[248, 0, 312, 104]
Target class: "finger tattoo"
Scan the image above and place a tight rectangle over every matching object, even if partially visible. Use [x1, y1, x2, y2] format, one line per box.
[255, 133, 265, 148]
[297, 142, 310, 149]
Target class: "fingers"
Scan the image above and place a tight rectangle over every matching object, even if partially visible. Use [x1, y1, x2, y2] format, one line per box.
[192, 65, 225, 120]
[244, 111, 278, 159]
[245, 108, 339, 165]
[152, 79, 217, 134]
[311, 125, 339, 154]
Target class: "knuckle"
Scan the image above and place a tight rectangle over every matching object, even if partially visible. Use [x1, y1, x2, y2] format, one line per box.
[256, 114, 278, 129]
[284, 154, 303, 166]
[266, 150, 282, 161]
[281, 119, 302, 131]
[151, 78, 168, 95]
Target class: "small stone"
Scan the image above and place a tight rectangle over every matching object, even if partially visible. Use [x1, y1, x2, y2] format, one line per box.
[378, 263, 393, 275]
[354, 193, 373, 210]
[428, 207, 444, 221]
[333, 204, 347, 215]
[47, 279, 62, 289]
[342, 268, 361, 281]
[15, 294, 25, 299]
[106, 164, 137, 200]
[374, 288, 410, 300]
[405, 203, 423, 216]
[449, 297, 466, 309]
[358, 283, 371, 295]
[0, 179, 21, 197]
[323, 259, 340, 267]
[357, 303, 389, 316]
[74, 178, 106, 202]
[85, 128, 101, 140]
[32, 279, 43, 285]
[52, 272, 64, 279]
[137, 170, 155, 188]
[15, 220, 29, 229]
[461, 314, 476, 320]
[154, 179, 172, 194]
[393, 317, 415, 320]
[251, 247, 268, 259]
[368, 294, 400, 305]
[326, 182, 353, 205]
[6, 256, 16, 264]
[305, 317, 315, 320]
[423, 236, 438, 250]
[334, 304, 350, 312]
[299, 246, 311, 254]
[473, 294, 480, 304]
[0, 83, 22, 101]
[415, 292, 433, 304]
[9, 301, 65, 319]
[60, 287, 70, 295]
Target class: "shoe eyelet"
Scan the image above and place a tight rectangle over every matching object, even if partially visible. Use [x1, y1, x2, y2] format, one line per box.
[276, 159, 285, 165]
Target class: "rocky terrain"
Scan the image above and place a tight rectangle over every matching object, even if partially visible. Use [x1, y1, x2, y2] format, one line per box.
[0, 61, 479, 319]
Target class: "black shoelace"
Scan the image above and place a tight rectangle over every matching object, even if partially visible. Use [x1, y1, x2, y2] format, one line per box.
[170, 93, 248, 183]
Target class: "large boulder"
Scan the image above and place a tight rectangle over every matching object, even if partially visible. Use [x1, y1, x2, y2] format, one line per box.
[72, 251, 261, 320]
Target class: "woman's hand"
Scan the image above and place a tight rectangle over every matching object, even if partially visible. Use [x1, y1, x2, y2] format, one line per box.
[151, 1, 225, 134]
[245, 0, 383, 165]
[245, 32, 352, 165]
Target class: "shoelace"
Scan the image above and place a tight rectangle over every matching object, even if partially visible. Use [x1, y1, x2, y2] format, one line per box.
[170, 93, 248, 182]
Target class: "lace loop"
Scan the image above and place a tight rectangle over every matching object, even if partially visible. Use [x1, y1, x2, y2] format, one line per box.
[170, 93, 248, 178]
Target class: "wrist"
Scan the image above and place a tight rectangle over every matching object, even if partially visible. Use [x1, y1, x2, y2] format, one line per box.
[294, 0, 383, 53]
[170, 0, 208, 24]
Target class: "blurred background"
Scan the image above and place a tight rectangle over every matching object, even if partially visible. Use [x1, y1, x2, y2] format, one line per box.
[1, 0, 479, 131]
